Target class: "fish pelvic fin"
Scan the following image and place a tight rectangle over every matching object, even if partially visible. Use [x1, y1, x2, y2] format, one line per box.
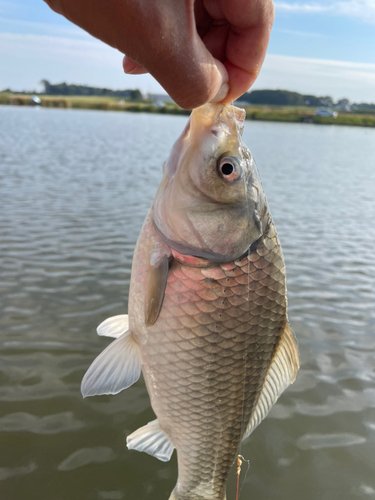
[97, 314, 129, 338]
[243, 321, 299, 440]
[81, 330, 141, 398]
[127, 419, 174, 462]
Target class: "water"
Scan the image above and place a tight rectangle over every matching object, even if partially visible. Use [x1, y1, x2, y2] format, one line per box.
[0, 106, 374, 500]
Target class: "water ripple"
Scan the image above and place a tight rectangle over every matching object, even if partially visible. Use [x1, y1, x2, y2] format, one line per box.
[1, 107, 375, 500]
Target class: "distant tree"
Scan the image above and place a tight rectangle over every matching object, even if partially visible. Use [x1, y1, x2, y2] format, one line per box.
[318, 96, 334, 107]
[41, 79, 52, 94]
[337, 98, 350, 106]
[303, 95, 323, 106]
[355, 102, 375, 110]
[129, 89, 143, 101]
[40, 79, 143, 100]
[239, 89, 335, 108]
[240, 90, 305, 106]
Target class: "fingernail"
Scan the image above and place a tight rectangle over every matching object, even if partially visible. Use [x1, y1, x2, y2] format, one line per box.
[210, 83, 230, 103]
[124, 62, 138, 74]
[123, 55, 137, 74]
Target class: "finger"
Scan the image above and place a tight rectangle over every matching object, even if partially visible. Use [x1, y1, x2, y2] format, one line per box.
[122, 55, 148, 75]
[201, 23, 230, 62]
[141, 2, 230, 109]
[220, 0, 275, 102]
[149, 45, 229, 109]
[209, 80, 230, 103]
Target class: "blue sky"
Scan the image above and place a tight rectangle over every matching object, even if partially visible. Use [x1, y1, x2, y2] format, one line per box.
[1, 0, 375, 102]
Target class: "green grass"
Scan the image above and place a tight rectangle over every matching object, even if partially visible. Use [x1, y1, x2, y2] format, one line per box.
[2, 93, 375, 127]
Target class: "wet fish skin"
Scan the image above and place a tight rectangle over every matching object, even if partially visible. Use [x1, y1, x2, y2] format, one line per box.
[81, 103, 299, 500]
[131, 214, 288, 500]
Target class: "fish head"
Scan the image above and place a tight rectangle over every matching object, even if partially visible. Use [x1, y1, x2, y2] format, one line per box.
[152, 104, 269, 262]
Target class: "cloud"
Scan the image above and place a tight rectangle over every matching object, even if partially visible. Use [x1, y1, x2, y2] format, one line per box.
[0, 16, 89, 38]
[254, 54, 375, 102]
[1, 32, 119, 66]
[2, 20, 375, 102]
[277, 28, 330, 37]
[0, 31, 164, 94]
[275, 0, 375, 24]
[335, 0, 375, 23]
[275, 2, 329, 13]
[0, 0, 21, 16]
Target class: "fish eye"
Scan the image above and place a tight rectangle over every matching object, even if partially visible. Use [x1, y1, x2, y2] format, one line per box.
[217, 156, 242, 182]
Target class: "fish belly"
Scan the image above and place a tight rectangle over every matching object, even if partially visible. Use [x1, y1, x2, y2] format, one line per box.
[135, 223, 286, 500]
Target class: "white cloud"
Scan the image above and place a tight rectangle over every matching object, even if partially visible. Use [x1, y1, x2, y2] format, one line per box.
[2, 28, 375, 102]
[0, 0, 21, 16]
[0, 32, 164, 94]
[275, 2, 329, 13]
[254, 54, 375, 102]
[0, 16, 89, 38]
[275, 0, 375, 24]
[277, 28, 330, 37]
[335, 0, 375, 23]
[1, 32, 118, 66]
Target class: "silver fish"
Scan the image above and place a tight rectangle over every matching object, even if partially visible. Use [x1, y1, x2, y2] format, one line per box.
[81, 104, 299, 500]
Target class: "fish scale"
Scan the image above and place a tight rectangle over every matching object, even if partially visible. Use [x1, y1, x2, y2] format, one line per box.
[133, 216, 286, 500]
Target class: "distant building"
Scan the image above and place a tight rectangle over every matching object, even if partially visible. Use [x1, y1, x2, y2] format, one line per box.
[233, 100, 249, 107]
[147, 93, 173, 103]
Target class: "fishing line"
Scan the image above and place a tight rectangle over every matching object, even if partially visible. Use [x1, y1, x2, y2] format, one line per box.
[235, 454, 251, 500]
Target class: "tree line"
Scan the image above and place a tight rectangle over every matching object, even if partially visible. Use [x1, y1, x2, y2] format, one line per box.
[238, 89, 335, 107]
[238, 89, 375, 110]
[40, 80, 143, 100]
[2, 81, 374, 110]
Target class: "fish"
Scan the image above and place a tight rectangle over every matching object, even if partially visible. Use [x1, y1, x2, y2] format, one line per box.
[81, 103, 299, 500]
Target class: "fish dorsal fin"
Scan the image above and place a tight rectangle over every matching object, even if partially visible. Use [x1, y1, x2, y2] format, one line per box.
[81, 330, 141, 398]
[127, 419, 174, 462]
[145, 253, 169, 327]
[97, 315, 129, 338]
[243, 322, 299, 440]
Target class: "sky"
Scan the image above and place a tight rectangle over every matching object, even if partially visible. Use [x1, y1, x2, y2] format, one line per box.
[1, 0, 375, 102]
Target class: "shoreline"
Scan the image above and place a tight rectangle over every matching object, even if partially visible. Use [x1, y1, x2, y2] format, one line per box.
[2, 93, 375, 128]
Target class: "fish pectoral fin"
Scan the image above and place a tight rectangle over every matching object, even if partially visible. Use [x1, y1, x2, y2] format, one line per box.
[145, 253, 169, 327]
[97, 314, 129, 338]
[81, 330, 141, 398]
[243, 321, 299, 440]
[127, 419, 174, 462]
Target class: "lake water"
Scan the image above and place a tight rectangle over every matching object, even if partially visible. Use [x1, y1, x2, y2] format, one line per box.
[1, 106, 375, 500]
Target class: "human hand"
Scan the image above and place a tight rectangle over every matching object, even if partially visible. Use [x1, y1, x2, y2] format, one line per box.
[44, 0, 274, 109]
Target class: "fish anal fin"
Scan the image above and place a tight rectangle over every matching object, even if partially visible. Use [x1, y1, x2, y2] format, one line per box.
[243, 322, 299, 440]
[145, 253, 169, 327]
[81, 331, 141, 398]
[127, 419, 174, 462]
